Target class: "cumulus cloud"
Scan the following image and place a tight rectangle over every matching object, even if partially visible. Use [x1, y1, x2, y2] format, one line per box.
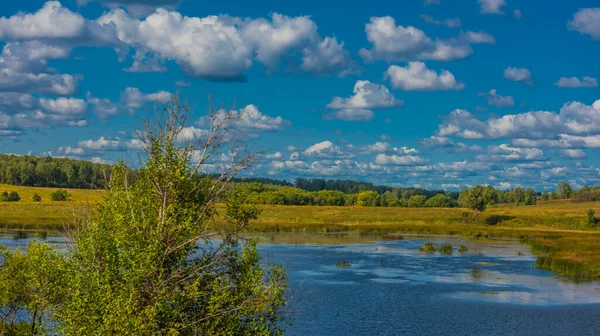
[78, 0, 181, 18]
[459, 31, 495, 44]
[479, 144, 546, 162]
[419, 15, 461, 28]
[504, 67, 533, 85]
[0, 93, 88, 135]
[438, 99, 600, 141]
[57, 146, 85, 155]
[86, 92, 119, 119]
[197, 104, 291, 132]
[120, 87, 172, 112]
[374, 154, 427, 165]
[555, 76, 598, 88]
[359, 16, 476, 63]
[77, 136, 144, 151]
[558, 149, 587, 159]
[326, 80, 403, 121]
[478, 89, 514, 107]
[385, 62, 465, 91]
[478, 0, 506, 15]
[98, 9, 356, 80]
[0, 69, 79, 96]
[568, 8, 600, 40]
[303, 140, 355, 159]
[421, 136, 482, 153]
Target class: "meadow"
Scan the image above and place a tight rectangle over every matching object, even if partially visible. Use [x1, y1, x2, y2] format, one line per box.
[1, 184, 600, 279]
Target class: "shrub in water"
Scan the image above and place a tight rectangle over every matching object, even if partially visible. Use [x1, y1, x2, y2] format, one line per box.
[419, 242, 437, 253]
[458, 245, 468, 253]
[335, 260, 352, 267]
[438, 244, 453, 255]
[51, 189, 70, 201]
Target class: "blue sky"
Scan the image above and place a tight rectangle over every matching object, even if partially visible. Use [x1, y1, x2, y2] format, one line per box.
[1, 0, 600, 190]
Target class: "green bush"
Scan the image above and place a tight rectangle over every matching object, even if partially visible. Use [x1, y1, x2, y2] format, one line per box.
[32, 193, 42, 202]
[407, 195, 427, 208]
[0, 191, 20, 202]
[51, 189, 70, 201]
[419, 242, 437, 252]
[587, 209, 597, 227]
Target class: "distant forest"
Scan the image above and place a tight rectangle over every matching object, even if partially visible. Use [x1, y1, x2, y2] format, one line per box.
[1, 154, 597, 207]
[0, 154, 112, 189]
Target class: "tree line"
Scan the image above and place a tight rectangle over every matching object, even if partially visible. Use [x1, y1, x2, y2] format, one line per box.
[0, 154, 112, 189]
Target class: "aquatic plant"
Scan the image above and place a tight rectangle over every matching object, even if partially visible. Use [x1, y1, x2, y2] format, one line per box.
[335, 260, 352, 267]
[458, 245, 468, 253]
[438, 244, 453, 255]
[419, 242, 437, 253]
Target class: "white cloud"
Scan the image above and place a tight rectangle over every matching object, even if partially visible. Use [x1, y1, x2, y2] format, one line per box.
[86, 92, 119, 119]
[555, 76, 598, 88]
[199, 104, 291, 132]
[38, 97, 87, 115]
[460, 31, 495, 44]
[77, 136, 144, 151]
[421, 136, 482, 152]
[478, 89, 514, 107]
[120, 87, 172, 112]
[57, 146, 85, 155]
[385, 62, 465, 91]
[419, 15, 461, 28]
[359, 16, 475, 63]
[0, 69, 79, 96]
[265, 151, 282, 159]
[300, 37, 358, 77]
[513, 9, 522, 20]
[568, 8, 600, 40]
[504, 67, 533, 85]
[79, 0, 181, 18]
[482, 144, 546, 162]
[438, 99, 600, 141]
[478, 0, 506, 15]
[559, 149, 587, 159]
[375, 154, 427, 165]
[99, 9, 356, 80]
[303, 141, 354, 159]
[326, 80, 403, 121]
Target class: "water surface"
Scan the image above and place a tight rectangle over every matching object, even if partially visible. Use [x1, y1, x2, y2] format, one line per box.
[3, 231, 600, 335]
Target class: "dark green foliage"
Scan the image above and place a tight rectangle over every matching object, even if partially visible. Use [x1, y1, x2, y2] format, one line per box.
[419, 242, 437, 252]
[334, 260, 352, 267]
[587, 209, 597, 227]
[542, 190, 549, 201]
[458, 245, 468, 253]
[524, 188, 537, 206]
[50, 189, 69, 201]
[32, 193, 42, 202]
[463, 185, 487, 216]
[0, 154, 112, 189]
[0, 191, 20, 202]
[437, 244, 453, 255]
[425, 194, 452, 207]
[407, 195, 427, 208]
[557, 181, 573, 199]
[0, 97, 288, 335]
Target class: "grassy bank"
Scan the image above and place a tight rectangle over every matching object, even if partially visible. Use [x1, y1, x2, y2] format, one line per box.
[1, 184, 600, 279]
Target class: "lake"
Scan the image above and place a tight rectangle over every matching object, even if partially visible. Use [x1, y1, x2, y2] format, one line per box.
[2, 231, 600, 335]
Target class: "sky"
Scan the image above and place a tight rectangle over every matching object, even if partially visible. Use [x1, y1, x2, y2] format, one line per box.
[1, 0, 600, 190]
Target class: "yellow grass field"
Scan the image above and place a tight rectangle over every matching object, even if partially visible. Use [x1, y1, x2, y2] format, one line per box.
[1, 184, 600, 278]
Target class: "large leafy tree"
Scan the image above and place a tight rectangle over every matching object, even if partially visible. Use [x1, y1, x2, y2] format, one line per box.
[0, 96, 287, 335]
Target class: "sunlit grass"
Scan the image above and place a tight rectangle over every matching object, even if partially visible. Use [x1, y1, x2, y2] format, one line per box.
[2, 185, 600, 278]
